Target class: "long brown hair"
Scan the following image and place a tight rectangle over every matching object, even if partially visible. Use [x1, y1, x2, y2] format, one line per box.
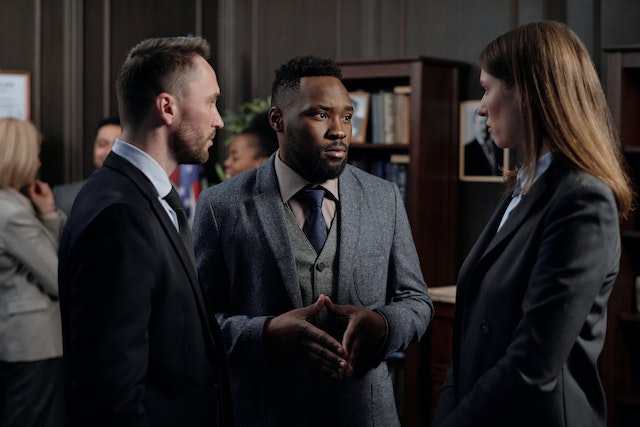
[480, 21, 634, 217]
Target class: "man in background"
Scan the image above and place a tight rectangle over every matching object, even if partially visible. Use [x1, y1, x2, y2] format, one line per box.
[53, 116, 121, 215]
[58, 36, 231, 427]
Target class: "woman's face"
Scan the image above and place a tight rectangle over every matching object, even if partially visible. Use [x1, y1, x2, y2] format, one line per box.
[223, 134, 266, 179]
[478, 69, 524, 150]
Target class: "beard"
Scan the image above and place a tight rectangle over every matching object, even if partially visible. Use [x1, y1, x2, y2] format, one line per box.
[170, 120, 213, 165]
[285, 137, 347, 183]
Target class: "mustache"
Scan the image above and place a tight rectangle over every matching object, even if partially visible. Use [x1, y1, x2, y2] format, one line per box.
[327, 141, 348, 151]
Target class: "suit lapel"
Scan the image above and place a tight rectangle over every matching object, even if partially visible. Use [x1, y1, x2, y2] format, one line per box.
[253, 159, 304, 307]
[336, 168, 361, 304]
[103, 153, 208, 322]
[458, 162, 559, 289]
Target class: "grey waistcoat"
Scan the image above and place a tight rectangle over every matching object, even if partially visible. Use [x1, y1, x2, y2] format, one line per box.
[284, 209, 338, 330]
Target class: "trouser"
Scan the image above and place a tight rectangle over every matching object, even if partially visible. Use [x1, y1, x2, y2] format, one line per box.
[0, 358, 64, 427]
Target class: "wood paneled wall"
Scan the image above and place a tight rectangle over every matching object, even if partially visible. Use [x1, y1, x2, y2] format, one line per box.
[0, 0, 217, 185]
[2, 0, 640, 187]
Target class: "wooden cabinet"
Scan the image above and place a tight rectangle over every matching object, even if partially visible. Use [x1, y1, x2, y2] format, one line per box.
[335, 57, 468, 427]
[602, 45, 640, 427]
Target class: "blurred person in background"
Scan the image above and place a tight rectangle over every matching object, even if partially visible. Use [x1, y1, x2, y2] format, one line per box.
[0, 117, 65, 427]
[53, 116, 121, 216]
[223, 112, 278, 179]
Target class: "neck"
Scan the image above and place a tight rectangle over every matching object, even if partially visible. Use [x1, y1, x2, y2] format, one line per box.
[119, 129, 178, 176]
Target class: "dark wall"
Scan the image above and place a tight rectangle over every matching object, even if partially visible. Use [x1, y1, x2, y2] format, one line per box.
[2, 0, 640, 266]
[0, 0, 217, 186]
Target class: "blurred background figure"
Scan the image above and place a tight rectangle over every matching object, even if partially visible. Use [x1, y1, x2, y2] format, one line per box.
[223, 112, 278, 179]
[0, 118, 65, 427]
[53, 116, 121, 215]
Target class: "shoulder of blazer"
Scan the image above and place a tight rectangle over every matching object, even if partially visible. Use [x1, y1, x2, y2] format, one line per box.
[0, 190, 35, 230]
[101, 152, 157, 203]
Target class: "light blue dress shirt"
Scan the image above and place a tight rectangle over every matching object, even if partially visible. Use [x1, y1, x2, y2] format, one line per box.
[498, 151, 553, 232]
[111, 139, 179, 231]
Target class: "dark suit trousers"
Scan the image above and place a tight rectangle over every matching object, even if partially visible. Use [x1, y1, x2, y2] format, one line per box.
[0, 358, 64, 427]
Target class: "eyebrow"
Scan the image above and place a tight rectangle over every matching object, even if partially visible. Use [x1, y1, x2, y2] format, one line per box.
[316, 104, 354, 112]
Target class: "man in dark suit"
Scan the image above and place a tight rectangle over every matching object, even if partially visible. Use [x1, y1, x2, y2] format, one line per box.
[58, 36, 231, 427]
[193, 55, 432, 426]
[464, 111, 503, 176]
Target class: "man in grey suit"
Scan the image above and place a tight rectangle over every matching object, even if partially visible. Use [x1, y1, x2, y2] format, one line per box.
[193, 55, 432, 426]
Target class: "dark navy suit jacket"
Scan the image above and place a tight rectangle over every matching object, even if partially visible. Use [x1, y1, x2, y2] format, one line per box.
[58, 152, 232, 427]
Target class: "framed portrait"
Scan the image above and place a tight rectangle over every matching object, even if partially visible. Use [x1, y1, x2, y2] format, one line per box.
[0, 70, 30, 120]
[459, 100, 508, 182]
[349, 91, 370, 143]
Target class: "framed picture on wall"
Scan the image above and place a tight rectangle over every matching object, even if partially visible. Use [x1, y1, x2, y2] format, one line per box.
[0, 70, 30, 120]
[459, 100, 508, 182]
[349, 91, 370, 143]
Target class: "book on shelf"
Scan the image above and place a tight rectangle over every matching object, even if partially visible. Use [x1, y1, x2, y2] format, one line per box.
[369, 87, 410, 144]
[364, 155, 409, 206]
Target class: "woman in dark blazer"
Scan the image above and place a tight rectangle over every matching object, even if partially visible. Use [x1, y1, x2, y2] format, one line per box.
[433, 21, 634, 427]
[0, 118, 66, 427]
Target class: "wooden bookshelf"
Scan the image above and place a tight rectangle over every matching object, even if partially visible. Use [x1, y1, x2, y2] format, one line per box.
[336, 57, 468, 427]
[602, 45, 640, 427]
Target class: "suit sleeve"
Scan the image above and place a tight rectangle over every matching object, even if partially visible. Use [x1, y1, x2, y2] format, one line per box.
[436, 181, 619, 426]
[61, 203, 156, 427]
[432, 364, 456, 425]
[4, 211, 61, 297]
[193, 189, 271, 366]
[372, 184, 434, 356]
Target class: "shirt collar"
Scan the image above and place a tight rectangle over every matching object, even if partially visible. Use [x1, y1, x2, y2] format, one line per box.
[516, 150, 553, 194]
[111, 138, 173, 198]
[274, 150, 339, 202]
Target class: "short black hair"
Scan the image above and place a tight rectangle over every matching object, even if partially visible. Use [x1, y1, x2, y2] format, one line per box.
[271, 55, 342, 108]
[242, 112, 278, 158]
[96, 116, 121, 133]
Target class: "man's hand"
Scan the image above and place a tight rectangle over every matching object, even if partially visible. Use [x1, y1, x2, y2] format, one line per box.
[325, 296, 387, 375]
[264, 295, 351, 379]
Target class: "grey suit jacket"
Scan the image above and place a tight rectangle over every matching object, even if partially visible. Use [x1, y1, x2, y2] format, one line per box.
[53, 180, 85, 217]
[0, 189, 65, 362]
[433, 160, 619, 427]
[193, 156, 432, 427]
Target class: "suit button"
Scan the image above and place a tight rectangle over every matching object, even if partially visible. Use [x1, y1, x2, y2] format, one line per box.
[316, 262, 325, 272]
[208, 378, 219, 390]
[480, 320, 491, 335]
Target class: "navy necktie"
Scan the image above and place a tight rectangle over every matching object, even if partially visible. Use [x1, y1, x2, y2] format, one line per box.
[163, 187, 196, 264]
[300, 187, 327, 253]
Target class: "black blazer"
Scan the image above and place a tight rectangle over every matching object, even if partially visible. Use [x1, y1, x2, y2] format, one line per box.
[58, 152, 231, 427]
[433, 160, 619, 427]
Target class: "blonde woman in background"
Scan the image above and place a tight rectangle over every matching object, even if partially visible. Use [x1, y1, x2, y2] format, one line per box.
[0, 118, 65, 427]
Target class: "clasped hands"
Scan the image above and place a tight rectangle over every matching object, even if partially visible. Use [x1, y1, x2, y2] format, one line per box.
[264, 294, 386, 379]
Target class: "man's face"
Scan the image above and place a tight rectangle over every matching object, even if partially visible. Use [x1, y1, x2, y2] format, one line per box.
[276, 76, 353, 183]
[472, 113, 490, 144]
[170, 55, 223, 164]
[93, 124, 121, 169]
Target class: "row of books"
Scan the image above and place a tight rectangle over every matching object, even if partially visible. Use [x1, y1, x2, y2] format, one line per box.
[369, 86, 411, 144]
[350, 154, 409, 205]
